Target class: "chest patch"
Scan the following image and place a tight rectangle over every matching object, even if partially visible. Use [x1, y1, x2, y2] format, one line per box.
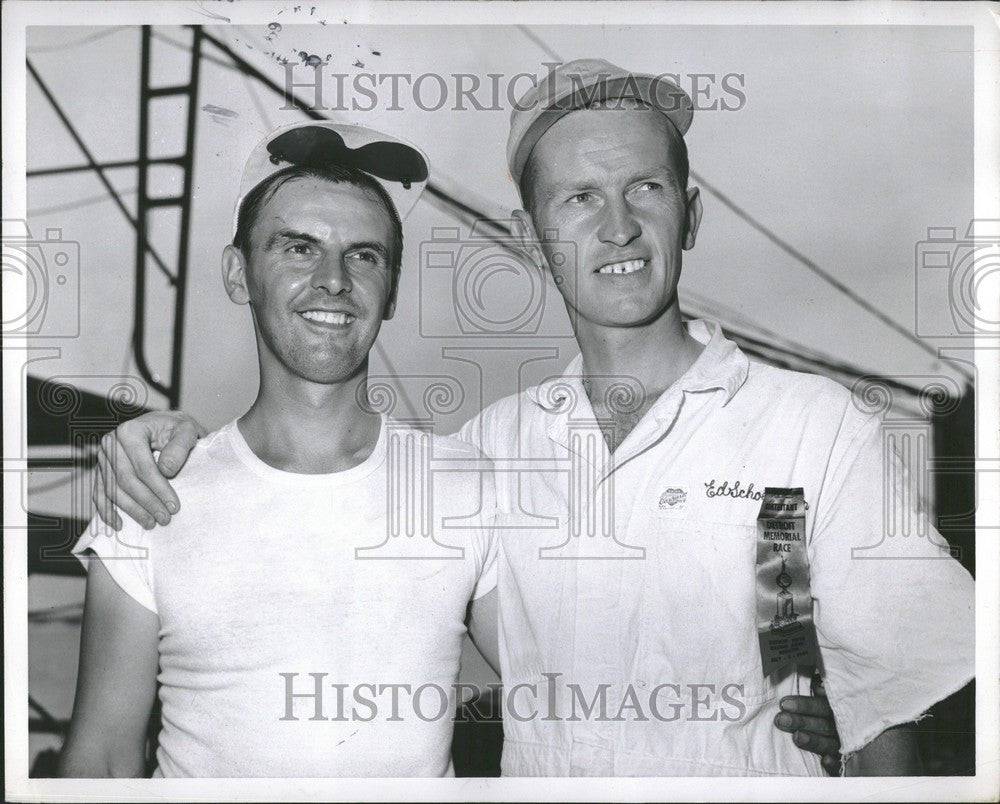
[657, 485, 688, 511]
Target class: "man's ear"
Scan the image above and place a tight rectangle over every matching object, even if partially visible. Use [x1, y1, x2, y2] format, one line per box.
[683, 187, 703, 251]
[222, 244, 251, 305]
[511, 209, 547, 271]
[382, 273, 398, 321]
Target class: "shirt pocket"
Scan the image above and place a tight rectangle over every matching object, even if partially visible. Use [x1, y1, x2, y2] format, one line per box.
[637, 516, 775, 709]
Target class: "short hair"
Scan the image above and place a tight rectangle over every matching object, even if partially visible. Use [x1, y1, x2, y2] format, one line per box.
[233, 163, 404, 285]
[518, 102, 690, 214]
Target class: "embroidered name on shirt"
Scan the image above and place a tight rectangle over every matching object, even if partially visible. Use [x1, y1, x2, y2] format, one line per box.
[704, 479, 763, 501]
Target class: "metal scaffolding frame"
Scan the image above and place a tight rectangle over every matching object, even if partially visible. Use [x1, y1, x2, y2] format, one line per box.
[132, 25, 203, 407]
[27, 25, 204, 409]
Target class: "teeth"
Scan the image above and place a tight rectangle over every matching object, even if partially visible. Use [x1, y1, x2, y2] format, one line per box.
[597, 259, 646, 275]
[301, 310, 353, 325]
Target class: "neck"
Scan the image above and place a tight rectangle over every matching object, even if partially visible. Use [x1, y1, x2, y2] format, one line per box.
[239, 358, 381, 474]
[575, 305, 704, 403]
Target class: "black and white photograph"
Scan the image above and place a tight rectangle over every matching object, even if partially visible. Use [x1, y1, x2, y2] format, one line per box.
[3, 1, 998, 800]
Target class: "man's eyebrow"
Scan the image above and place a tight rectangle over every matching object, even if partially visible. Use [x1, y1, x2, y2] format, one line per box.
[544, 165, 678, 197]
[263, 229, 322, 250]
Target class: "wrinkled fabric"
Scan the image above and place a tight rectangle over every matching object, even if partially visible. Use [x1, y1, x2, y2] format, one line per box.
[74, 418, 497, 777]
[457, 319, 974, 776]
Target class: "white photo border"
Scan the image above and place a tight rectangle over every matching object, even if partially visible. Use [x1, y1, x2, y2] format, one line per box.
[3, 1, 998, 801]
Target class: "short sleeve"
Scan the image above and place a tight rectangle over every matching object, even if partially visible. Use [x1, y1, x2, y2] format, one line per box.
[72, 514, 158, 614]
[808, 409, 974, 754]
[470, 459, 499, 600]
[452, 410, 488, 456]
[471, 511, 499, 600]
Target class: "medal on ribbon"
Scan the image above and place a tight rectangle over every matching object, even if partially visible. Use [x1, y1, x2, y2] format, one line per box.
[755, 487, 819, 676]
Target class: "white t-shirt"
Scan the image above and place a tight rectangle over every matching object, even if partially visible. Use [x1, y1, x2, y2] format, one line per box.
[73, 417, 497, 778]
[456, 319, 974, 776]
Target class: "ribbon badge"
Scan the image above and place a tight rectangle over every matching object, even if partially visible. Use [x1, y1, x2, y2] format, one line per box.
[755, 487, 820, 676]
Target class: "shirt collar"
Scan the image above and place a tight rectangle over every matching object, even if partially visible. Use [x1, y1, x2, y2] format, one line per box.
[526, 353, 586, 412]
[679, 319, 750, 405]
[524, 354, 590, 456]
[525, 319, 749, 414]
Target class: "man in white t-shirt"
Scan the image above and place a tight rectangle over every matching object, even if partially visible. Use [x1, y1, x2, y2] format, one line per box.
[58, 123, 498, 777]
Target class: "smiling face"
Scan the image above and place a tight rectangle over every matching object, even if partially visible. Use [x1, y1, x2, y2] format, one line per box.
[520, 107, 701, 331]
[223, 176, 398, 385]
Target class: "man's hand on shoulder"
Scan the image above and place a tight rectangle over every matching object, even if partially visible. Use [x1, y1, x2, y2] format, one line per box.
[92, 411, 206, 530]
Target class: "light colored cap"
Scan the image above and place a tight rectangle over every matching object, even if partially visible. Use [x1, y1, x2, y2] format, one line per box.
[506, 58, 694, 185]
[234, 121, 429, 234]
